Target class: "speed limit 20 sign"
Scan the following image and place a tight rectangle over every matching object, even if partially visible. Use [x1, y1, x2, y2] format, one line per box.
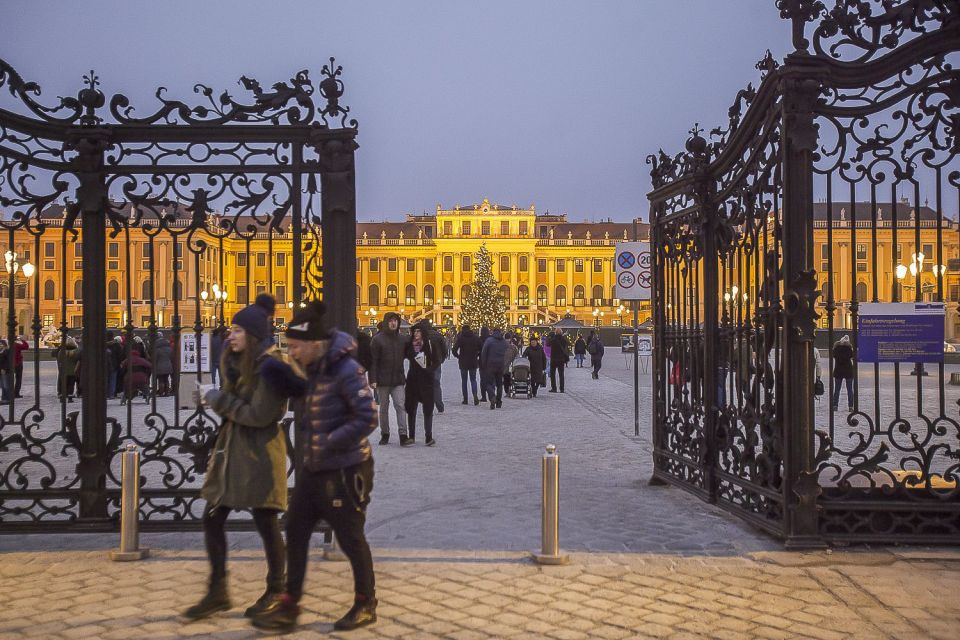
[615, 242, 651, 301]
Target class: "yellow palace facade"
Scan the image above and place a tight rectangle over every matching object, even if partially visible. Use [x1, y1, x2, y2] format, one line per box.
[1, 198, 956, 340]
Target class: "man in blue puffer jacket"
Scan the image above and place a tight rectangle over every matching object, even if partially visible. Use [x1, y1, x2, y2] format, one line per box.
[252, 300, 379, 633]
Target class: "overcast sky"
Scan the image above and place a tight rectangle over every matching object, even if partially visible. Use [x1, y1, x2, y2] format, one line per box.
[4, 1, 793, 222]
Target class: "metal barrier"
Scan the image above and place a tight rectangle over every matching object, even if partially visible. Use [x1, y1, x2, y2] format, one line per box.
[532, 445, 568, 565]
[110, 445, 149, 561]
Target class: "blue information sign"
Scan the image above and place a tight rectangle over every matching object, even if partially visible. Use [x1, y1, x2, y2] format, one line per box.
[857, 303, 945, 363]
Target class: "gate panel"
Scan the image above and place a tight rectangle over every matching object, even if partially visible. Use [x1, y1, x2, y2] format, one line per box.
[0, 59, 358, 531]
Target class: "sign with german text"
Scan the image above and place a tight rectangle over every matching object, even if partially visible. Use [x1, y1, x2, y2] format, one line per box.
[615, 241, 651, 301]
[857, 302, 944, 363]
[179, 332, 211, 373]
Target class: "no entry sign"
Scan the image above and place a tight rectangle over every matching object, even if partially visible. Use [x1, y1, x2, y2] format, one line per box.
[615, 241, 651, 301]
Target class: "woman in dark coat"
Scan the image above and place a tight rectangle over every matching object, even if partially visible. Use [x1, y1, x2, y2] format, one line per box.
[587, 331, 605, 379]
[478, 327, 491, 402]
[152, 331, 174, 396]
[831, 335, 855, 412]
[120, 350, 152, 404]
[573, 334, 587, 368]
[521, 335, 548, 397]
[452, 324, 482, 405]
[404, 322, 439, 446]
[185, 296, 291, 621]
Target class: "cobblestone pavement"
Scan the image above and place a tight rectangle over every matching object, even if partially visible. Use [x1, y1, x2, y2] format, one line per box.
[0, 547, 957, 639]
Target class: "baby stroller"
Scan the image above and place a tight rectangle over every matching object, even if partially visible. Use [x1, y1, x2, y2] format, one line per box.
[509, 357, 532, 399]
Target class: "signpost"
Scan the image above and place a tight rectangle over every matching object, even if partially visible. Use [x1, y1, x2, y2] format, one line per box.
[616, 238, 651, 436]
[858, 302, 945, 363]
[178, 332, 212, 409]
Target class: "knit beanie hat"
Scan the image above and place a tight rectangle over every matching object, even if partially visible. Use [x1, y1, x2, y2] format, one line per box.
[231, 294, 275, 342]
[285, 300, 332, 341]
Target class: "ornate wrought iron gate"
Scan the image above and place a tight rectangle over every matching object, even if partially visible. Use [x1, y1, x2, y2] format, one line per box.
[649, 2, 959, 545]
[0, 58, 358, 531]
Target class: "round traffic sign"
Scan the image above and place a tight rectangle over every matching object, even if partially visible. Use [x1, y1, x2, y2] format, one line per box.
[617, 252, 636, 269]
[618, 272, 636, 288]
[637, 251, 651, 269]
[638, 271, 652, 287]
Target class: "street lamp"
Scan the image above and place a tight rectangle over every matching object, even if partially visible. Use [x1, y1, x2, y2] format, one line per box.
[896, 252, 932, 376]
[592, 307, 600, 328]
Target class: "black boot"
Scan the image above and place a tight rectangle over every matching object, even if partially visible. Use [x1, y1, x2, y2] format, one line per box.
[251, 593, 300, 632]
[244, 588, 282, 618]
[184, 579, 231, 620]
[334, 597, 378, 631]
[378, 433, 389, 445]
[473, 396, 479, 405]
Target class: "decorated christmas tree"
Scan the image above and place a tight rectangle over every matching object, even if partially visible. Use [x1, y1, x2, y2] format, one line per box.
[460, 244, 508, 330]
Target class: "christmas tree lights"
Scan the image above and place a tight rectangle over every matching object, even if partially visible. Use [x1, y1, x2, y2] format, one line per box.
[460, 244, 508, 330]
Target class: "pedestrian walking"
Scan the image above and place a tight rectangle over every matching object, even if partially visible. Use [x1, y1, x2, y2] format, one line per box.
[547, 328, 569, 393]
[355, 328, 373, 374]
[831, 335, 855, 412]
[405, 321, 439, 445]
[55, 335, 80, 402]
[426, 321, 447, 414]
[106, 333, 123, 399]
[210, 326, 224, 386]
[251, 300, 378, 633]
[184, 295, 290, 621]
[0, 340, 11, 404]
[452, 324, 482, 405]
[480, 328, 507, 409]
[521, 335, 547, 397]
[370, 312, 409, 446]
[153, 331, 174, 396]
[573, 334, 587, 368]
[478, 327, 491, 402]
[120, 348, 152, 404]
[12, 335, 27, 398]
[587, 331, 605, 379]
[502, 333, 519, 394]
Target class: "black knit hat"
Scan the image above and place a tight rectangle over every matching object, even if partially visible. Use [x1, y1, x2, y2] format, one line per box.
[231, 294, 275, 342]
[285, 300, 332, 340]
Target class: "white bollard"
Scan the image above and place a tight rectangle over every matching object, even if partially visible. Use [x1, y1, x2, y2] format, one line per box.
[532, 444, 569, 565]
[110, 444, 150, 561]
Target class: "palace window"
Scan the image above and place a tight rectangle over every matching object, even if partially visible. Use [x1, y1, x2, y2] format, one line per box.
[575, 259, 584, 272]
[139, 280, 150, 300]
[923, 244, 934, 260]
[406, 258, 416, 272]
[462, 255, 471, 272]
[592, 285, 603, 305]
[517, 285, 529, 306]
[856, 244, 867, 261]
[462, 221, 471, 235]
[443, 255, 453, 272]
[519, 221, 528, 235]
[274, 285, 286, 304]
[405, 285, 416, 306]
[442, 285, 454, 305]
[369, 257, 380, 272]
[368, 284, 380, 307]
[573, 285, 585, 305]
[424, 258, 434, 272]
[556, 259, 565, 272]
[44, 280, 55, 300]
[537, 285, 547, 306]
[45, 242, 55, 258]
[387, 284, 398, 302]
[42, 314, 53, 329]
[481, 221, 490, 235]
[257, 253, 267, 267]
[237, 285, 248, 305]
[593, 258, 602, 272]
[500, 255, 510, 272]
[276, 252, 286, 267]
[388, 258, 397, 272]
[539, 226, 548, 239]
[855, 281, 868, 301]
[108, 280, 119, 300]
[443, 221, 453, 235]
[519, 255, 528, 272]
[237, 253, 247, 267]
[461, 284, 470, 302]
[538, 258, 547, 273]
[109, 242, 119, 258]
[423, 226, 433, 238]
[424, 284, 434, 305]
[500, 285, 510, 302]
[256, 283, 267, 296]
[555, 285, 566, 306]
[501, 221, 510, 235]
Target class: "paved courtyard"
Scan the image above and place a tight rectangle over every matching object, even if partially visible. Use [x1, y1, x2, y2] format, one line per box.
[1, 357, 958, 638]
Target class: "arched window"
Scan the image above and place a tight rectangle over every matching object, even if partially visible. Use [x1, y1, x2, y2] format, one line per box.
[442, 285, 454, 305]
[460, 284, 470, 303]
[855, 281, 868, 302]
[405, 284, 416, 306]
[517, 285, 529, 305]
[108, 280, 120, 300]
[821, 280, 832, 302]
[140, 279, 150, 300]
[75, 279, 84, 301]
[368, 284, 380, 307]
[424, 284, 434, 305]
[537, 285, 547, 306]
[387, 284, 398, 301]
[592, 284, 603, 304]
[499, 285, 510, 302]
[44, 280, 55, 300]
[574, 285, 585, 304]
[556, 285, 566, 306]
